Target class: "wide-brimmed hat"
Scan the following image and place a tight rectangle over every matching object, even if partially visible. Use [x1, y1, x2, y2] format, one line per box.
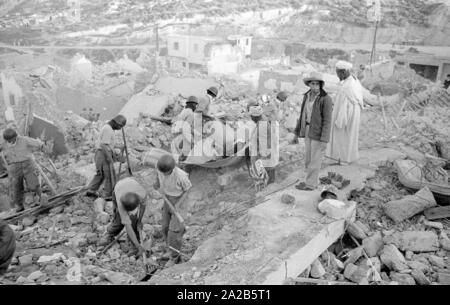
[303, 71, 325, 86]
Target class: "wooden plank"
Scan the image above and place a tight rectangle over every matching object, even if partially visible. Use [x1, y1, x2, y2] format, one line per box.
[390, 116, 400, 130]
[380, 99, 388, 131]
[295, 277, 356, 285]
[424, 206, 450, 220]
[396, 98, 409, 118]
[35, 161, 57, 195]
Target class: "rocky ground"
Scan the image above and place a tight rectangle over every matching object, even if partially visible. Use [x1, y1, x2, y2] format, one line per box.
[2, 91, 450, 285]
[295, 163, 450, 285]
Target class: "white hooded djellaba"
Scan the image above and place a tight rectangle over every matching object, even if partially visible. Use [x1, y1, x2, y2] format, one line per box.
[326, 65, 364, 164]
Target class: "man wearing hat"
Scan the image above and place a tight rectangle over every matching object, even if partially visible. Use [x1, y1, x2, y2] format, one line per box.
[294, 71, 333, 190]
[171, 96, 200, 159]
[173, 95, 198, 126]
[326, 60, 363, 165]
[196, 86, 218, 115]
[86, 114, 127, 200]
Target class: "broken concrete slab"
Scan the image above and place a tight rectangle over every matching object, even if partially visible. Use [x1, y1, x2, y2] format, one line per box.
[390, 272, 416, 285]
[29, 114, 68, 156]
[440, 232, 450, 251]
[384, 187, 437, 223]
[438, 272, 450, 285]
[362, 232, 384, 257]
[383, 231, 440, 252]
[18, 254, 34, 267]
[411, 269, 431, 285]
[344, 263, 370, 284]
[380, 244, 408, 272]
[27, 270, 45, 282]
[318, 199, 357, 220]
[37, 253, 65, 264]
[428, 255, 445, 268]
[423, 220, 444, 231]
[407, 261, 431, 273]
[310, 259, 326, 279]
[148, 185, 352, 285]
[347, 221, 368, 240]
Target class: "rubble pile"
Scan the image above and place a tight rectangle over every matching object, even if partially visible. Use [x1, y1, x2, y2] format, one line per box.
[1, 189, 177, 285]
[364, 65, 432, 96]
[300, 164, 450, 285]
[396, 106, 450, 156]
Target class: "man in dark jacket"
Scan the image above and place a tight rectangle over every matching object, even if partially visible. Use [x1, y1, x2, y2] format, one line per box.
[0, 220, 16, 275]
[294, 72, 333, 190]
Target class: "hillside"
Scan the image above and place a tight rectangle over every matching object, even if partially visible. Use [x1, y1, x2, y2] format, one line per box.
[1, 0, 449, 46]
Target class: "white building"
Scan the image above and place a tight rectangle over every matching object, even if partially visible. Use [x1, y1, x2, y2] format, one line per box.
[166, 34, 246, 75]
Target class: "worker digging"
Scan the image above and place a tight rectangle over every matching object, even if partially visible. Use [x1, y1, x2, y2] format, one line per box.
[0, 0, 449, 289]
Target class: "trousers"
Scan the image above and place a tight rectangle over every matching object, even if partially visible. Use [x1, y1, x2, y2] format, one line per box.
[9, 160, 40, 209]
[162, 194, 185, 258]
[304, 135, 327, 189]
[87, 149, 113, 197]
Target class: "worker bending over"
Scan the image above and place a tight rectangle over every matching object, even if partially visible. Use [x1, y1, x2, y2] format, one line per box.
[86, 114, 126, 200]
[100, 177, 147, 257]
[1, 128, 46, 212]
[154, 154, 192, 266]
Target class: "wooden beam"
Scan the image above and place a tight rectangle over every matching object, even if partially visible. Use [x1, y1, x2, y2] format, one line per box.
[424, 206, 450, 220]
[35, 161, 57, 195]
[294, 277, 356, 285]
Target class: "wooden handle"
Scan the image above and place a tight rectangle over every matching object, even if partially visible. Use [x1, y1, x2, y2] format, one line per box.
[121, 128, 132, 176]
[162, 195, 185, 227]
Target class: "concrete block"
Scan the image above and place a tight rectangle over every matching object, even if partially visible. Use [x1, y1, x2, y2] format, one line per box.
[380, 244, 408, 272]
[362, 232, 383, 257]
[383, 231, 440, 252]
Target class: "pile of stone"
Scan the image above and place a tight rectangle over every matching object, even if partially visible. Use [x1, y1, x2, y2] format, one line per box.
[299, 164, 450, 285]
[3, 188, 166, 285]
[397, 106, 450, 156]
[301, 220, 450, 285]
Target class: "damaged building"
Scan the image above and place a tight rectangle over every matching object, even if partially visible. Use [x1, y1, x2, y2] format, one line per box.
[165, 34, 251, 75]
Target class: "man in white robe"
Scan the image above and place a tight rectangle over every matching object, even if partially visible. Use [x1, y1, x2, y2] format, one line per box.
[326, 61, 364, 164]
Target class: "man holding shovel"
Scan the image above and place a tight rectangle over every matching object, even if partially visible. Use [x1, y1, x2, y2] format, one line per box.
[154, 154, 192, 267]
[99, 177, 147, 257]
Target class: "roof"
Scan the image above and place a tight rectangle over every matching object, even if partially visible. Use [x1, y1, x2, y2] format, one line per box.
[227, 35, 252, 40]
[396, 53, 450, 65]
[167, 34, 224, 43]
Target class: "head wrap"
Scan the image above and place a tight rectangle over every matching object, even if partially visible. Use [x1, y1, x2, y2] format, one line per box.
[335, 60, 353, 70]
